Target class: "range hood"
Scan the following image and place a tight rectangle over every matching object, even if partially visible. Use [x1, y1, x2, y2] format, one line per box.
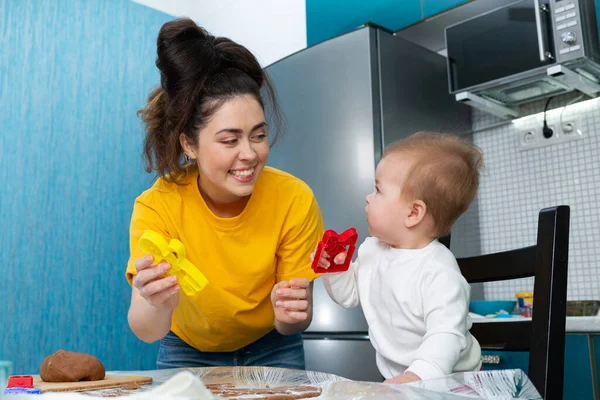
[454, 62, 600, 119]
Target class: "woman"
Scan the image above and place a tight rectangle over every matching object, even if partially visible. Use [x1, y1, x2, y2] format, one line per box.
[126, 18, 323, 370]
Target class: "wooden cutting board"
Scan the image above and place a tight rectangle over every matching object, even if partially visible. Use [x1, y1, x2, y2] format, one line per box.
[32, 375, 153, 393]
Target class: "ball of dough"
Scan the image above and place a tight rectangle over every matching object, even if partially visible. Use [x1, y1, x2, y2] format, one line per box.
[40, 350, 105, 382]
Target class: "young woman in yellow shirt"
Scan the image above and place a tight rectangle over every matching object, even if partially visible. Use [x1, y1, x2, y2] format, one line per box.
[125, 18, 323, 369]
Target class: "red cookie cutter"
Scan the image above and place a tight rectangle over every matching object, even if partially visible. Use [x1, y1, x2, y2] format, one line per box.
[7, 375, 33, 388]
[312, 228, 358, 273]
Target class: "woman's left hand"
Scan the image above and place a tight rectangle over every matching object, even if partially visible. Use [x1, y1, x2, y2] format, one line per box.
[271, 278, 310, 325]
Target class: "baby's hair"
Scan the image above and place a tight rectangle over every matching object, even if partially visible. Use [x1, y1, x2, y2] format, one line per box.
[383, 132, 483, 236]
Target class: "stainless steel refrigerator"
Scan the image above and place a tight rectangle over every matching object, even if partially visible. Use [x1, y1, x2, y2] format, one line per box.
[265, 24, 474, 382]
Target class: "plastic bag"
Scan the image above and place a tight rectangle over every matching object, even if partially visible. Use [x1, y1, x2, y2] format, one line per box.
[12, 367, 541, 399]
[405, 369, 542, 399]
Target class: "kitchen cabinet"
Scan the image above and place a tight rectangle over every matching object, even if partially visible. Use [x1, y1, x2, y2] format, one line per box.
[422, 0, 469, 18]
[305, 0, 474, 46]
[564, 335, 595, 400]
[593, 335, 600, 399]
[481, 335, 595, 400]
[481, 350, 529, 373]
[306, 0, 421, 46]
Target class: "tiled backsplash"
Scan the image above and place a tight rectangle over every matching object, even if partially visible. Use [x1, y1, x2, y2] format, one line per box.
[470, 94, 600, 301]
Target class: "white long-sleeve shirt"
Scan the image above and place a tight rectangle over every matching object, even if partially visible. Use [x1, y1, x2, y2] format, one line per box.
[322, 237, 481, 380]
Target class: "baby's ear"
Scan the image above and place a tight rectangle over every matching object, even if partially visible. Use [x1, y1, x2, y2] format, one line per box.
[405, 200, 427, 228]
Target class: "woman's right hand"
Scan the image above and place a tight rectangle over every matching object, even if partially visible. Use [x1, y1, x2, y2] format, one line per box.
[133, 255, 180, 310]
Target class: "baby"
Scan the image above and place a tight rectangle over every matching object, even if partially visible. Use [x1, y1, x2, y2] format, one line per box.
[314, 131, 483, 384]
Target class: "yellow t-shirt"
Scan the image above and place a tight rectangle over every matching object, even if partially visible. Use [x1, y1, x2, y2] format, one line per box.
[126, 166, 323, 352]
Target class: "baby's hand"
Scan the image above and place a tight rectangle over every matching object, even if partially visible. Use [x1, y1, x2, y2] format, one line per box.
[384, 372, 421, 384]
[310, 248, 347, 270]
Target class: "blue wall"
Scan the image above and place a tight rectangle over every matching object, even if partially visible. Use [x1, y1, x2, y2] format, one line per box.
[0, 0, 171, 373]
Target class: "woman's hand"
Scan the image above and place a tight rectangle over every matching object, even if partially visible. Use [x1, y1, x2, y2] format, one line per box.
[128, 255, 179, 343]
[271, 278, 313, 332]
[133, 254, 180, 310]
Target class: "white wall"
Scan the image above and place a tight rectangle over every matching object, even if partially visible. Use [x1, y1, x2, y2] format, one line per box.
[131, 0, 307, 67]
[464, 94, 600, 301]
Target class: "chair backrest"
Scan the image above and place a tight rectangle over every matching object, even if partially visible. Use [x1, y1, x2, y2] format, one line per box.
[455, 206, 570, 400]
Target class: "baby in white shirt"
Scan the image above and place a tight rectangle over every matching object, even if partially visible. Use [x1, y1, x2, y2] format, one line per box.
[313, 132, 483, 384]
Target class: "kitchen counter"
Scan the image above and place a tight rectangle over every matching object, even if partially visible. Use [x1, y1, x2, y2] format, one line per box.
[470, 314, 600, 333]
[31, 367, 541, 399]
[565, 316, 600, 333]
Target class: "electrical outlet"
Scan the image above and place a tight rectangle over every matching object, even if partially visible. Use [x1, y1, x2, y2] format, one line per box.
[520, 129, 538, 147]
[561, 119, 582, 137]
[517, 116, 584, 151]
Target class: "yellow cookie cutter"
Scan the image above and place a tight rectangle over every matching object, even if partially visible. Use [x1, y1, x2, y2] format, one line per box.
[139, 230, 209, 296]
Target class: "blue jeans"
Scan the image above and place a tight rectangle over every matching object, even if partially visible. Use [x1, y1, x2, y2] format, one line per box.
[156, 329, 305, 370]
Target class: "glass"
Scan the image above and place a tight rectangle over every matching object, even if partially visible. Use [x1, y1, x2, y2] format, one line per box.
[0, 360, 13, 389]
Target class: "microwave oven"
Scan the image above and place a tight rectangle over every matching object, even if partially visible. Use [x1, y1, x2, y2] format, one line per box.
[445, 0, 600, 118]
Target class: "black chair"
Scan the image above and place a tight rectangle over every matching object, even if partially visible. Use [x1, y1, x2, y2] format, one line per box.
[448, 206, 570, 399]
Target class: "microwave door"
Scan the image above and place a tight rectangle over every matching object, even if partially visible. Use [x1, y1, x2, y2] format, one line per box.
[447, 0, 556, 93]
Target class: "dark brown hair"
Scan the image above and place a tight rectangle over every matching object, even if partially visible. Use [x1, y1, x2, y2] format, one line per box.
[383, 132, 483, 237]
[138, 18, 283, 182]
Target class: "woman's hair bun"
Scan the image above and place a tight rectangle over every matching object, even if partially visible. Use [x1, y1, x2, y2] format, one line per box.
[155, 18, 218, 97]
[212, 37, 263, 88]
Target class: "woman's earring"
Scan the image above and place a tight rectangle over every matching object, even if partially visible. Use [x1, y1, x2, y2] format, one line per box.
[185, 154, 193, 163]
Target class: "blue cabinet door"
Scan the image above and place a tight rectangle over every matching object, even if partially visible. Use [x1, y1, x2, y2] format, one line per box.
[481, 350, 529, 373]
[482, 336, 594, 400]
[306, 0, 421, 46]
[422, 0, 469, 18]
[593, 335, 600, 398]
[563, 335, 594, 400]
